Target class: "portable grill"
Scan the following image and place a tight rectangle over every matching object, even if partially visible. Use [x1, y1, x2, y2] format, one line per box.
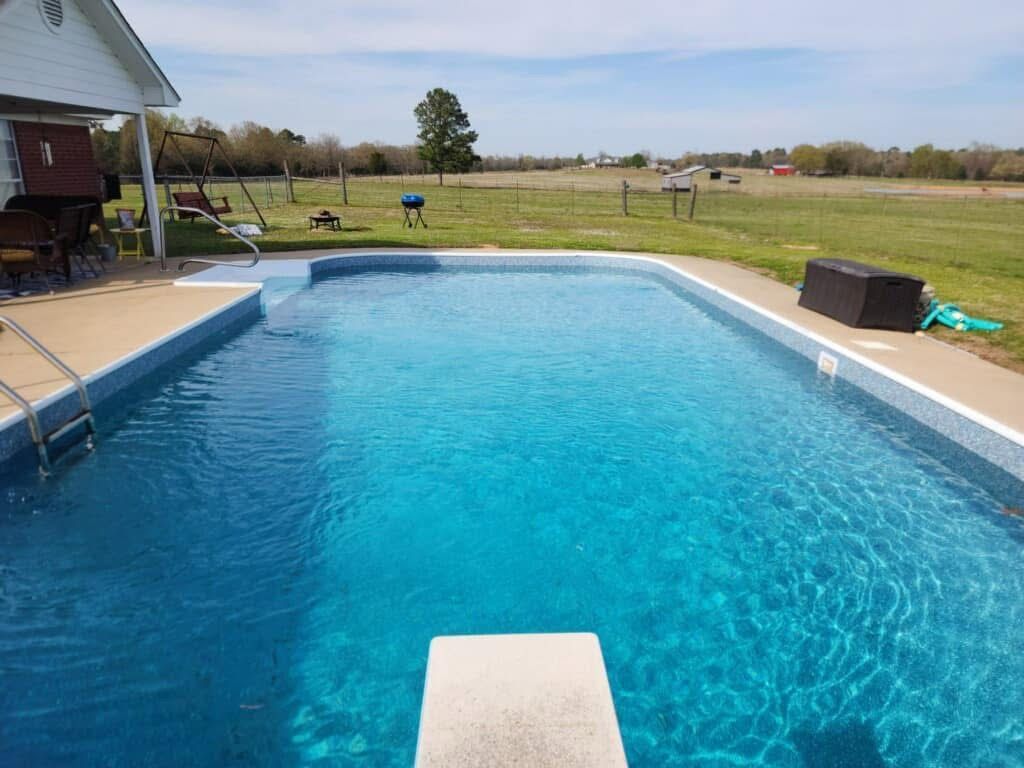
[401, 194, 427, 229]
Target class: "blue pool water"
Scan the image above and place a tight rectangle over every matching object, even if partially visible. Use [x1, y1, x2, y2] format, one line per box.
[2, 267, 1022, 767]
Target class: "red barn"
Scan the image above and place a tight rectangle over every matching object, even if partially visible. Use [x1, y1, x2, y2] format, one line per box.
[769, 164, 795, 176]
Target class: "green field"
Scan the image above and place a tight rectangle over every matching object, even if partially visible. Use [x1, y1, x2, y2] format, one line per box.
[114, 171, 1024, 370]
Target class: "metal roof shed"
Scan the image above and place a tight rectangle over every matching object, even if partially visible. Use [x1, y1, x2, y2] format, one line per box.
[661, 165, 741, 191]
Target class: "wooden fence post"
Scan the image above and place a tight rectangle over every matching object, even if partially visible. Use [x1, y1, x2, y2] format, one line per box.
[340, 162, 349, 205]
[875, 193, 888, 251]
[283, 160, 295, 203]
[818, 193, 825, 245]
[954, 194, 968, 260]
[621, 179, 628, 215]
[688, 183, 698, 220]
[515, 178, 519, 213]
[672, 183, 678, 218]
[458, 177, 463, 210]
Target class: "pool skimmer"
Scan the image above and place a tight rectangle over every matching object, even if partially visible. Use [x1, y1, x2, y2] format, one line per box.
[817, 350, 839, 378]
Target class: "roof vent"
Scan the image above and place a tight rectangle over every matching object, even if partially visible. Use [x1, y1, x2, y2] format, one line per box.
[38, 0, 63, 32]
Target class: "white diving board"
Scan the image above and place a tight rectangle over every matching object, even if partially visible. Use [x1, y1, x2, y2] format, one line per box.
[415, 633, 628, 767]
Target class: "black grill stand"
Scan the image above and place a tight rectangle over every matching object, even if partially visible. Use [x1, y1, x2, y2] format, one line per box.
[402, 202, 427, 229]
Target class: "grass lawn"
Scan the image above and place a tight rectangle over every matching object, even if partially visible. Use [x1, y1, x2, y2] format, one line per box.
[112, 171, 1024, 371]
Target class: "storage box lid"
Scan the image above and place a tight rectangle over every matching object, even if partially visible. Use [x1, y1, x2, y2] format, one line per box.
[808, 258, 923, 283]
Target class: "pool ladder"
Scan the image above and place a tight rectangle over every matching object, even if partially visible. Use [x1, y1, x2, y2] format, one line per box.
[0, 316, 96, 475]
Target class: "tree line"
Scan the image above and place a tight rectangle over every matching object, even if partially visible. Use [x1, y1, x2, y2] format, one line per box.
[783, 141, 1024, 181]
[93, 111, 1024, 182]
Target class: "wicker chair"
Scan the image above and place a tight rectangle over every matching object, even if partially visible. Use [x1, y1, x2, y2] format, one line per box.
[0, 209, 71, 292]
[4, 194, 109, 242]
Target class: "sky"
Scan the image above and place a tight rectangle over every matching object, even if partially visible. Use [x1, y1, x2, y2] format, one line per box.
[119, 0, 1024, 157]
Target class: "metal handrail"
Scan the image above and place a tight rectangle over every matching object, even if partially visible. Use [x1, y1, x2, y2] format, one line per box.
[0, 315, 95, 473]
[0, 315, 92, 416]
[158, 205, 261, 272]
[0, 379, 44, 446]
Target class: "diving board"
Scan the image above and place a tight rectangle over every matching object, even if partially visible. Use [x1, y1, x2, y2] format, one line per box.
[415, 633, 628, 767]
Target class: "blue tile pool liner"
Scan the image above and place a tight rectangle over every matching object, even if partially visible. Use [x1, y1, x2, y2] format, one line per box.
[2, 251, 1021, 503]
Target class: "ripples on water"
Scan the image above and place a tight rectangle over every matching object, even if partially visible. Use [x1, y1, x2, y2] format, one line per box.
[1, 269, 1022, 766]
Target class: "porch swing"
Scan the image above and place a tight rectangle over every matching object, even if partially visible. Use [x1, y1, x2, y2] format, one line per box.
[140, 131, 267, 228]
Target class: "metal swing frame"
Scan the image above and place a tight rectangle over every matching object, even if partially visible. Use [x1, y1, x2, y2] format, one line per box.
[140, 131, 267, 228]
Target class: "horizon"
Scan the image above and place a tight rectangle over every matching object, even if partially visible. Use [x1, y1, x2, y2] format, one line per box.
[121, 0, 1024, 155]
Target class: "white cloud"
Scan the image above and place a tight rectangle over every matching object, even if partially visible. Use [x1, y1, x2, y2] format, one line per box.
[121, 0, 1024, 60]
[116, 0, 1024, 152]
[162, 51, 1024, 154]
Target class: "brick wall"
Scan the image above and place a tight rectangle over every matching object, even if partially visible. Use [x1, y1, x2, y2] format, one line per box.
[12, 121, 101, 197]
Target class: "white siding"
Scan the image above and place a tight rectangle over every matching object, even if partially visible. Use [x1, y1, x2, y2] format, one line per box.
[0, 0, 145, 113]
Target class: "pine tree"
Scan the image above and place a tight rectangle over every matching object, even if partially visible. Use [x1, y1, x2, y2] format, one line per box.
[414, 89, 479, 186]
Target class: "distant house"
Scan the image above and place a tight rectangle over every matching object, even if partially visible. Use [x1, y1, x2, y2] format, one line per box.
[660, 165, 741, 192]
[769, 164, 795, 176]
[585, 156, 622, 169]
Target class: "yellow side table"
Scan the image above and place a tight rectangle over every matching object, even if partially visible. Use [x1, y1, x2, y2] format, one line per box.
[113, 228, 149, 261]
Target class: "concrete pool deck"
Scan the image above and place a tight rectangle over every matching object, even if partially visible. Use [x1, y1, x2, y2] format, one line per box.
[0, 259, 254, 422]
[1, 247, 1022, 451]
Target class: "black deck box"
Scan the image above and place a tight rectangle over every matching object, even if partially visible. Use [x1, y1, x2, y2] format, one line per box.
[798, 259, 925, 332]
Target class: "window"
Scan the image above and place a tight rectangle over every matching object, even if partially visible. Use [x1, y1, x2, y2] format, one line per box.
[0, 120, 25, 206]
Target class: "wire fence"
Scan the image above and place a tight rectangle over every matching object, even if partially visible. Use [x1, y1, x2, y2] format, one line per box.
[290, 175, 1024, 266]
[115, 173, 1024, 268]
[120, 174, 291, 214]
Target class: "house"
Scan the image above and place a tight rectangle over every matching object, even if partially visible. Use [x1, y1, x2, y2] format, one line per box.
[769, 164, 795, 176]
[660, 165, 741, 192]
[585, 156, 622, 169]
[0, 0, 179, 261]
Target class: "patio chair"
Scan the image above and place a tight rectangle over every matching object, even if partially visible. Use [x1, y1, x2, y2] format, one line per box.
[56, 206, 92, 279]
[77, 202, 107, 273]
[0, 209, 71, 292]
[59, 204, 103, 276]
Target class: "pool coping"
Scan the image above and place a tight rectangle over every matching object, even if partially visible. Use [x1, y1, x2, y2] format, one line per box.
[2, 250, 1022, 490]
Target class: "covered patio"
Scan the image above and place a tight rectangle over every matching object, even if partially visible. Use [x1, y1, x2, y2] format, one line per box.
[0, 0, 179, 282]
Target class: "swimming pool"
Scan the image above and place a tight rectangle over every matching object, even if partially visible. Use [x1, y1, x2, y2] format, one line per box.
[2, 265, 1022, 766]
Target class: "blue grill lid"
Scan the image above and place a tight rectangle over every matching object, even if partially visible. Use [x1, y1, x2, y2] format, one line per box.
[401, 194, 425, 206]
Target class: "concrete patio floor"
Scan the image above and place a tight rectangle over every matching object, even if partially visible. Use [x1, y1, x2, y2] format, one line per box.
[1, 248, 1022, 437]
